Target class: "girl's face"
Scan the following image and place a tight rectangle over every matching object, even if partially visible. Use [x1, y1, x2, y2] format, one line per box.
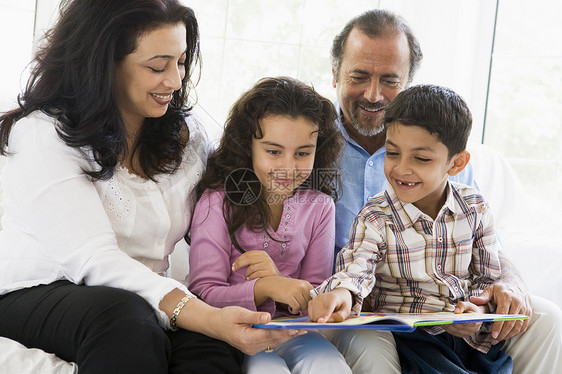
[251, 114, 319, 205]
[114, 23, 187, 133]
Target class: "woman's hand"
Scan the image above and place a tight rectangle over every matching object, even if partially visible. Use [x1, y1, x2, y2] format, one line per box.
[232, 250, 283, 280]
[211, 306, 304, 355]
[308, 288, 353, 323]
[442, 300, 485, 338]
[160, 289, 303, 355]
[254, 276, 313, 314]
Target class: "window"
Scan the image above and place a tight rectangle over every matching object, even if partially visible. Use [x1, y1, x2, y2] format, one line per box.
[484, 0, 562, 223]
[3, 0, 559, 224]
[188, 0, 496, 143]
[0, 0, 35, 112]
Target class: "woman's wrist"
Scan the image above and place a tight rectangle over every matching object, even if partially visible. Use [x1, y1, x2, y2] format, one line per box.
[159, 288, 223, 338]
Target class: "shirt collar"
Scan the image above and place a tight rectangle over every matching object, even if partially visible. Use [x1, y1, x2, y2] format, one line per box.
[385, 182, 459, 230]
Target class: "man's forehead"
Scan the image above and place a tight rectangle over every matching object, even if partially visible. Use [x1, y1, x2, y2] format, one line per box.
[341, 30, 410, 73]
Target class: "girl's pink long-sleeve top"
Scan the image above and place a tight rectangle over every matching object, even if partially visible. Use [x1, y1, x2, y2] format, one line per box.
[188, 188, 335, 316]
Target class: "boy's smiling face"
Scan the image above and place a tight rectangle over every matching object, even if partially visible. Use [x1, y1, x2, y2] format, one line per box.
[384, 122, 465, 218]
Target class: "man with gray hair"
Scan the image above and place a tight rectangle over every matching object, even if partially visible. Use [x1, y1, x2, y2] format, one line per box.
[327, 8, 562, 374]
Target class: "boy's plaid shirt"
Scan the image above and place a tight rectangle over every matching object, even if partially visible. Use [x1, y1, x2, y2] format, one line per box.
[312, 182, 501, 352]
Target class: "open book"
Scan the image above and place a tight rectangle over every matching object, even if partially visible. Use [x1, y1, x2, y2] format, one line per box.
[254, 312, 528, 332]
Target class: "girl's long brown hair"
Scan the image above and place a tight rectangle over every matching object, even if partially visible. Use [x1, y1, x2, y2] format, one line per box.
[196, 76, 343, 253]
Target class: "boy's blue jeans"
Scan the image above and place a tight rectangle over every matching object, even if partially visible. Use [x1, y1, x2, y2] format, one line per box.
[393, 328, 512, 374]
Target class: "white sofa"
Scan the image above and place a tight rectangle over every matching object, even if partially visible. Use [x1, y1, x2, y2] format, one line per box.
[0, 143, 560, 372]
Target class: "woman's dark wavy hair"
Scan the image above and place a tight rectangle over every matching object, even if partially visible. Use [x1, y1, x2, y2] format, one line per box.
[0, 0, 201, 180]
[197, 76, 343, 252]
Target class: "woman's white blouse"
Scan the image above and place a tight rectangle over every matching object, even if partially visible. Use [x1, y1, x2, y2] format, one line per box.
[0, 111, 211, 328]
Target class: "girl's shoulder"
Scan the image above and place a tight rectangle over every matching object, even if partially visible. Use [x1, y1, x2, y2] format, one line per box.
[199, 188, 226, 203]
[192, 188, 228, 227]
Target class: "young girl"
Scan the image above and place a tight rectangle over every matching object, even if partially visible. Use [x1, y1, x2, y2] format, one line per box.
[188, 77, 351, 374]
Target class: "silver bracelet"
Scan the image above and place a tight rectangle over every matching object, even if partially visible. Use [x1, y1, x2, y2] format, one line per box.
[170, 295, 196, 330]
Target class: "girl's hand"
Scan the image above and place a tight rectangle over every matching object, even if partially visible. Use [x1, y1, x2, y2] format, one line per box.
[254, 276, 313, 314]
[442, 300, 486, 338]
[308, 288, 353, 323]
[232, 250, 283, 280]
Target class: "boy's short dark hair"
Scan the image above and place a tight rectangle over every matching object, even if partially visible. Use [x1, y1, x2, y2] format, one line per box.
[383, 84, 472, 158]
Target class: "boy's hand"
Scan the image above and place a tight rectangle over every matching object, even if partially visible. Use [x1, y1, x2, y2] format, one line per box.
[308, 288, 353, 323]
[442, 300, 485, 338]
[232, 250, 283, 280]
[254, 276, 313, 314]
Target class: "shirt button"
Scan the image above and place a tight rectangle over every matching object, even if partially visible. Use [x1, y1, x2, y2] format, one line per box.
[437, 236, 443, 243]
[437, 264, 442, 270]
[368, 161, 374, 167]
[286, 214, 291, 219]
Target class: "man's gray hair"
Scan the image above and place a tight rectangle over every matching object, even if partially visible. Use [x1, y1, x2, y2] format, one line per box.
[331, 9, 423, 83]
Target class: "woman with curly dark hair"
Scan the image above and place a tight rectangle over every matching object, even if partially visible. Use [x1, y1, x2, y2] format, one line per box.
[189, 77, 350, 373]
[0, 1, 297, 373]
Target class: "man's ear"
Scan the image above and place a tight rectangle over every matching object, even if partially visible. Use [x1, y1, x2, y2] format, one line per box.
[332, 67, 337, 88]
[448, 150, 471, 176]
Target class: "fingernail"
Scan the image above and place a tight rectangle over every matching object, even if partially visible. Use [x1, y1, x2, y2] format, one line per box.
[491, 339, 498, 345]
[289, 330, 299, 336]
[231, 264, 236, 271]
[298, 330, 308, 335]
[492, 331, 498, 338]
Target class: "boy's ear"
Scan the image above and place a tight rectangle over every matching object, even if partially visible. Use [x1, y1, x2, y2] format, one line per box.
[447, 150, 471, 176]
[332, 67, 337, 88]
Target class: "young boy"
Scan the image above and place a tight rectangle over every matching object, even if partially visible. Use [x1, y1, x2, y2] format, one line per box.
[309, 85, 512, 373]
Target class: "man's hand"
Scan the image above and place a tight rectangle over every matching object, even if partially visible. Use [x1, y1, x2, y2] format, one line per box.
[470, 282, 532, 344]
[442, 300, 485, 338]
[308, 288, 353, 323]
[232, 250, 283, 280]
